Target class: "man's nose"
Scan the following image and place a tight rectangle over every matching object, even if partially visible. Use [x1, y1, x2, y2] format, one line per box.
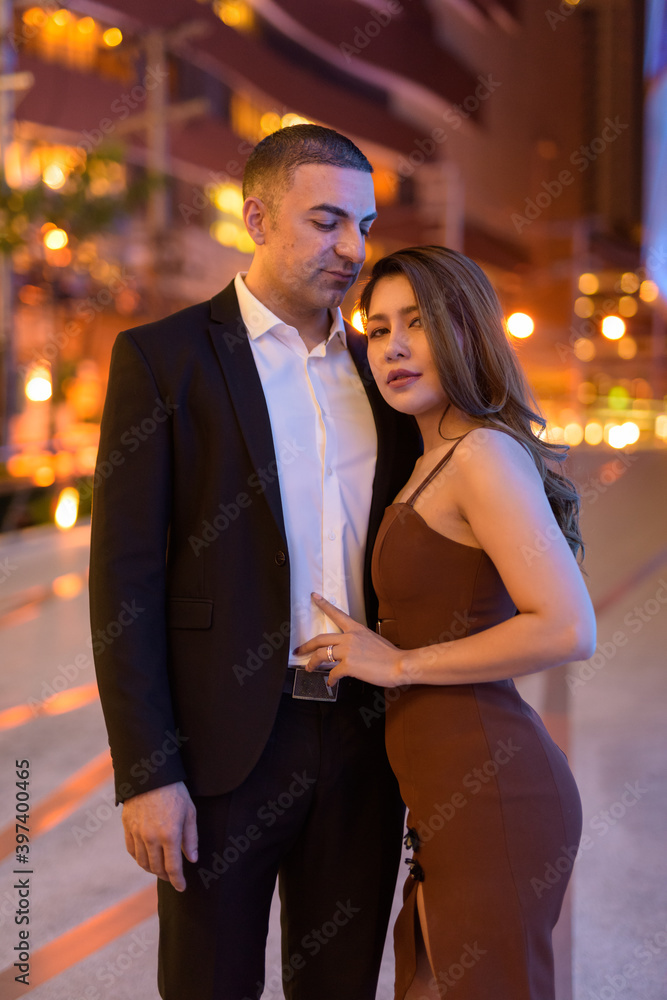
[334, 228, 366, 264]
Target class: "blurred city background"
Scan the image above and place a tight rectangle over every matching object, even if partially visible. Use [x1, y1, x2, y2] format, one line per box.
[0, 1, 665, 998]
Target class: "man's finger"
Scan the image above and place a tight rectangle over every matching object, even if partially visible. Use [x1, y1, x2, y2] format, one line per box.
[182, 807, 198, 864]
[123, 824, 137, 860]
[163, 840, 187, 892]
[144, 838, 170, 880]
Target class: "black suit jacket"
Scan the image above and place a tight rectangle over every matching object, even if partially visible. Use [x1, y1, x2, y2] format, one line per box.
[89, 281, 420, 802]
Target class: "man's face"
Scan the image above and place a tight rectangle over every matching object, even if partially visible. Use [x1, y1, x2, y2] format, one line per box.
[255, 163, 377, 313]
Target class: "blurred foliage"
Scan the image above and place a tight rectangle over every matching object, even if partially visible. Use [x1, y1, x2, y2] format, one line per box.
[0, 147, 159, 253]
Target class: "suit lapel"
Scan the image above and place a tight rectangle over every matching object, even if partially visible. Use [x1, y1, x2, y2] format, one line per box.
[208, 283, 286, 541]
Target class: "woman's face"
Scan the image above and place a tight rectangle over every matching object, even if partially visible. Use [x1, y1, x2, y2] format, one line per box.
[365, 274, 449, 418]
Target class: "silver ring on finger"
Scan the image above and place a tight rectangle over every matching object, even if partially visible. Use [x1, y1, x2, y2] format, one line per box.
[326, 644, 336, 664]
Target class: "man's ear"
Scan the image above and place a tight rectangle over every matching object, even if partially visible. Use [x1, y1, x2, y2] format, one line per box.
[243, 196, 269, 246]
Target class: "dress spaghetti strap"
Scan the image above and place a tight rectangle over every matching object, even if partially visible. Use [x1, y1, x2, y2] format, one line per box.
[406, 431, 473, 507]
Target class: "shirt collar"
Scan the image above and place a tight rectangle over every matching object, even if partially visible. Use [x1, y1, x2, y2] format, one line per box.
[234, 272, 348, 348]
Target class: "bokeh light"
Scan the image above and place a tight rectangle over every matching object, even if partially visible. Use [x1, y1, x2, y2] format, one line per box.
[102, 27, 122, 47]
[55, 488, 79, 530]
[601, 315, 625, 340]
[573, 337, 595, 361]
[506, 312, 534, 338]
[584, 421, 604, 445]
[574, 296, 595, 318]
[25, 366, 52, 401]
[578, 272, 599, 295]
[620, 272, 640, 293]
[350, 309, 364, 333]
[44, 228, 68, 250]
[617, 336, 637, 360]
[639, 280, 659, 303]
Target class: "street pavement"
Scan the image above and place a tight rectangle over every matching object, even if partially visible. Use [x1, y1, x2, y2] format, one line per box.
[0, 448, 665, 999]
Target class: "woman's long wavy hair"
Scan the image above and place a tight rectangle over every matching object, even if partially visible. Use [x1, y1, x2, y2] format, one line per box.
[358, 245, 584, 560]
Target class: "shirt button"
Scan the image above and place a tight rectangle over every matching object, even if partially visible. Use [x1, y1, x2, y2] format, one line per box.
[274, 550, 286, 566]
[326, 467, 333, 476]
[328, 531, 336, 541]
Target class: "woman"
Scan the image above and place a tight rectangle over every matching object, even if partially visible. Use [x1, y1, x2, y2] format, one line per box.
[295, 246, 596, 999]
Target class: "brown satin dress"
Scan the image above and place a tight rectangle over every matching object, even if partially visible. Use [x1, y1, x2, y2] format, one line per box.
[372, 434, 583, 1000]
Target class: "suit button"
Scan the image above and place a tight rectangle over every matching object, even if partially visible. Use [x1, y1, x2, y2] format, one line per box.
[275, 550, 286, 566]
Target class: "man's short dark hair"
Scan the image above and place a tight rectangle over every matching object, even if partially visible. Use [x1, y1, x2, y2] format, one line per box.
[242, 124, 373, 215]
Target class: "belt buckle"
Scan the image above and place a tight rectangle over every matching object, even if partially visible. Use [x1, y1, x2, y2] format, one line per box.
[292, 667, 338, 702]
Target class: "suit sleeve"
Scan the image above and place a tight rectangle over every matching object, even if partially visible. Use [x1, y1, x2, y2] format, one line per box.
[89, 330, 186, 803]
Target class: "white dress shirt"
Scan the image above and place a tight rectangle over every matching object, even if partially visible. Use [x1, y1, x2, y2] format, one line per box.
[234, 272, 377, 666]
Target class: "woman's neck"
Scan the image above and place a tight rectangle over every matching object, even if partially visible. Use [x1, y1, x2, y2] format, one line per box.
[417, 406, 480, 456]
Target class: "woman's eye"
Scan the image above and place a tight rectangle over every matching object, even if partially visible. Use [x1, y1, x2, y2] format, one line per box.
[368, 327, 388, 339]
[410, 316, 422, 327]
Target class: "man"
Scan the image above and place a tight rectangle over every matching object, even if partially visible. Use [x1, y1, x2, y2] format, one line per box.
[89, 124, 419, 999]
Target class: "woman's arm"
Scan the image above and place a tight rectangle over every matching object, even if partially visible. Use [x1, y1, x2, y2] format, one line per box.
[396, 428, 596, 685]
[297, 429, 596, 687]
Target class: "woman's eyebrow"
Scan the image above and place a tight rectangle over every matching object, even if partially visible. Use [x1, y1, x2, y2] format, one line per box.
[366, 305, 419, 322]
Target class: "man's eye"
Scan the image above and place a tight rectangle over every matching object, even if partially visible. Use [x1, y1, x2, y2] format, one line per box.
[313, 221, 336, 231]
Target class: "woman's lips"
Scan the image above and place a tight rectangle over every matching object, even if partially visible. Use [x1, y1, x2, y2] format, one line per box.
[387, 374, 421, 389]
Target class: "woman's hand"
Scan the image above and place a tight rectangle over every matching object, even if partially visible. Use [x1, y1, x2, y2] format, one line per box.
[294, 593, 406, 688]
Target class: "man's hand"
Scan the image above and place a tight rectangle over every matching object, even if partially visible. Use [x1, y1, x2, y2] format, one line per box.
[122, 781, 197, 892]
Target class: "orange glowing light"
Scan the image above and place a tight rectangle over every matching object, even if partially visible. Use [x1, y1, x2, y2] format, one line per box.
[52, 573, 83, 600]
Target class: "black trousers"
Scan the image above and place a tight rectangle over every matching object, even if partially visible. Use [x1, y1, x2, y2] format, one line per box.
[157, 685, 404, 1000]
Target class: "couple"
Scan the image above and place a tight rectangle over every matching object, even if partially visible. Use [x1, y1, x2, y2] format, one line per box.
[89, 124, 595, 1000]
